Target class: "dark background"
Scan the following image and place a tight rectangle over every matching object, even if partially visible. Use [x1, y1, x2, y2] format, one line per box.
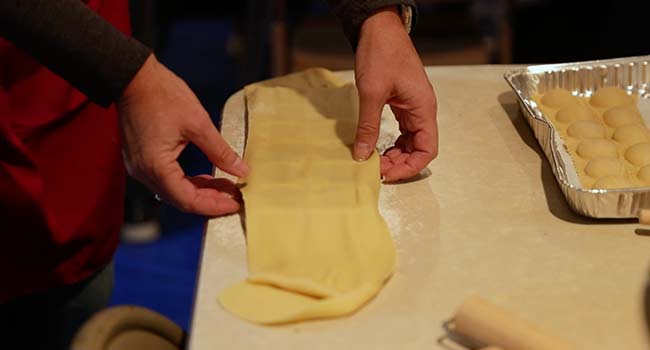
[112, 0, 650, 330]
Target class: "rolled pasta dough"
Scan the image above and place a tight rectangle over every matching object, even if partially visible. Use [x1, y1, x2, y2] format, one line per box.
[218, 68, 396, 325]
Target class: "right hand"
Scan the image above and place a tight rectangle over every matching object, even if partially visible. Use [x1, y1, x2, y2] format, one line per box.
[353, 6, 439, 182]
[117, 54, 249, 216]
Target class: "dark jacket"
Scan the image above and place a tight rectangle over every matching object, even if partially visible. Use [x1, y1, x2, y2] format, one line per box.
[0, 0, 416, 105]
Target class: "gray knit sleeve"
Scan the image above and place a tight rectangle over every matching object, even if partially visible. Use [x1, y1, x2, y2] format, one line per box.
[0, 0, 152, 107]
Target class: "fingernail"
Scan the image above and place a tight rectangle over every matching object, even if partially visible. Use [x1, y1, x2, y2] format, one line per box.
[221, 192, 234, 199]
[354, 142, 373, 161]
[234, 157, 250, 175]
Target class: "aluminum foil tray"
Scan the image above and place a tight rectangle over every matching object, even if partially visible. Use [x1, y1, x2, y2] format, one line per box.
[505, 55, 650, 218]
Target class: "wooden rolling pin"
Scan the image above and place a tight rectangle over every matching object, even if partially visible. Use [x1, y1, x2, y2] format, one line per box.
[451, 295, 573, 350]
[640, 209, 650, 226]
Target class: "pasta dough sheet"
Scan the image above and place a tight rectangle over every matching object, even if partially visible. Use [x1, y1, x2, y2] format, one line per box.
[218, 68, 396, 325]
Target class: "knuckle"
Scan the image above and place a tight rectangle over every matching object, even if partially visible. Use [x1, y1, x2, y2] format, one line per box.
[133, 156, 166, 189]
[172, 198, 194, 213]
[430, 96, 438, 111]
[171, 192, 196, 213]
[179, 201, 195, 213]
[140, 157, 159, 179]
[184, 113, 212, 140]
[215, 144, 237, 164]
[358, 82, 385, 100]
[129, 159, 151, 182]
[430, 142, 440, 159]
[356, 121, 379, 137]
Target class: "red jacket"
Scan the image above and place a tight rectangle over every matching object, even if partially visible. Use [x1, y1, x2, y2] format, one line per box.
[0, 0, 130, 302]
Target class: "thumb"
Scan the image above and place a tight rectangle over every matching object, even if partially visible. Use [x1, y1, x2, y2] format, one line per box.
[354, 87, 384, 161]
[191, 119, 249, 178]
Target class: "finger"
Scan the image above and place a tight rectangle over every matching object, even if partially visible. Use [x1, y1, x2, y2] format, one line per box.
[392, 132, 414, 153]
[381, 129, 433, 182]
[381, 147, 408, 179]
[188, 175, 243, 203]
[188, 118, 250, 178]
[354, 84, 386, 161]
[380, 147, 409, 182]
[384, 145, 403, 159]
[383, 150, 431, 182]
[380, 134, 413, 177]
[380, 151, 408, 176]
[380, 155, 393, 174]
[385, 148, 409, 165]
[384, 128, 436, 182]
[389, 82, 439, 158]
[155, 162, 241, 216]
[383, 98, 438, 181]
[187, 176, 242, 215]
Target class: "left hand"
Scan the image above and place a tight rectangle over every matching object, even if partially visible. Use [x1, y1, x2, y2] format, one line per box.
[353, 6, 439, 182]
[118, 54, 249, 216]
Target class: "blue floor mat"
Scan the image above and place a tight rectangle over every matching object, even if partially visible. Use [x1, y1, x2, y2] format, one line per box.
[109, 209, 204, 329]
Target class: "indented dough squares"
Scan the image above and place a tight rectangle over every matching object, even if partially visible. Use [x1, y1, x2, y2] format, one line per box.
[218, 68, 396, 325]
[245, 206, 395, 297]
[245, 85, 359, 140]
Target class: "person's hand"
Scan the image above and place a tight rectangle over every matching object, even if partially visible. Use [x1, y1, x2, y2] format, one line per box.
[354, 6, 438, 182]
[117, 54, 249, 216]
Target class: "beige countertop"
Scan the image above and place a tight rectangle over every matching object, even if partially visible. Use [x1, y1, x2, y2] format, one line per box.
[188, 65, 650, 349]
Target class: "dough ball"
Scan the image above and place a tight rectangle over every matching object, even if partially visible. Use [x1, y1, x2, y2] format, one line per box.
[592, 175, 631, 189]
[624, 142, 650, 166]
[541, 89, 578, 109]
[576, 139, 619, 159]
[638, 165, 650, 183]
[566, 120, 606, 139]
[590, 86, 633, 108]
[555, 104, 597, 124]
[603, 106, 642, 127]
[612, 124, 649, 145]
[584, 157, 626, 178]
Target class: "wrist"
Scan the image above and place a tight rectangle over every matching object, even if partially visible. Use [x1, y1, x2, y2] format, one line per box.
[360, 6, 404, 36]
[120, 53, 157, 106]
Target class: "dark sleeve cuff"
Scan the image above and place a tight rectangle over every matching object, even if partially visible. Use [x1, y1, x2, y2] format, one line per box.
[327, 0, 418, 51]
[0, 0, 152, 107]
